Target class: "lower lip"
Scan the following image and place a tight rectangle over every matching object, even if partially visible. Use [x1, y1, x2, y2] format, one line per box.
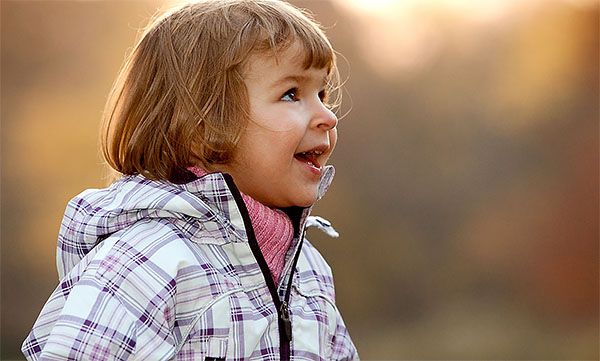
[295, 158, 322, 177]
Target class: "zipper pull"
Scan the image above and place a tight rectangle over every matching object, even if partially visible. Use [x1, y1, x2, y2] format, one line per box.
[280, 301, 292, 341]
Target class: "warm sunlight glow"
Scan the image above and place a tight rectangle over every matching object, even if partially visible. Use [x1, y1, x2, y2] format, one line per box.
[335, 0, 522, 23]
[336, 0, 597, 17]
[341, 0, 398, 14]
[331, 0, 598, 76]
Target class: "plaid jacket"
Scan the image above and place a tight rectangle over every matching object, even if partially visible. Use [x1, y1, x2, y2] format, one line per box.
[22, 166, 358, 360]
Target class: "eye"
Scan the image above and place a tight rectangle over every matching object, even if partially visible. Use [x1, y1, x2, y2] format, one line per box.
[281, 88, 299, 102]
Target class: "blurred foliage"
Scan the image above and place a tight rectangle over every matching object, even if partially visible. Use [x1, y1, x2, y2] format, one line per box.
[1, 0, 598, 359]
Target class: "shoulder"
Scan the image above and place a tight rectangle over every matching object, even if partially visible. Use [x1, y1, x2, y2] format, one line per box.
[86, 218, 238, 321]
[97, 218, 199, 277]
[96, 217, 233, 291]
[301, 239, 333, 275]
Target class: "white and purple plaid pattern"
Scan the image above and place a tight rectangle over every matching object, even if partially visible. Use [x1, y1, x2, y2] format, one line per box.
[22, 167, 358, 360]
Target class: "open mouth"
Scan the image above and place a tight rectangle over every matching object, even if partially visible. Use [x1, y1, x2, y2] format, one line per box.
[294, 150, 323, 169]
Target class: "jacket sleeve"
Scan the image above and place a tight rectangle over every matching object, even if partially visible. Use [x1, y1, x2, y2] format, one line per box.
[22, 276, 141, 360]
[22, 263, 181, 361]
[22, 228, 180, 360]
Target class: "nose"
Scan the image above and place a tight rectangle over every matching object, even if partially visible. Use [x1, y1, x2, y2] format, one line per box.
[311, 101, 338, 131]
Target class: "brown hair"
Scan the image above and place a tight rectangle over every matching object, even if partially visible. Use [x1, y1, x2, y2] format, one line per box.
[101, 0, 340, 182]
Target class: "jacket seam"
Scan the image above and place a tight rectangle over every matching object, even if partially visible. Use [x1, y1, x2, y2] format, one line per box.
[173, 288, 242, 355]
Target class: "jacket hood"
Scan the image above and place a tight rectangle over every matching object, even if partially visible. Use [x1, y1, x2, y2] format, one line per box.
[56, 166, 335, 279]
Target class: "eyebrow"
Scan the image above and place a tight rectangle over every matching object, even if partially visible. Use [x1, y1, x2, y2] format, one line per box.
[270, 74, 327, 89]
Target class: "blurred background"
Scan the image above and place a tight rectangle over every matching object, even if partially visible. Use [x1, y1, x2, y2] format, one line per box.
[1, 0, 598, 359]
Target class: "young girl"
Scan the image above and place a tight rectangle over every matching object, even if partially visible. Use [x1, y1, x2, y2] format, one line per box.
[22, 0, 358, 360]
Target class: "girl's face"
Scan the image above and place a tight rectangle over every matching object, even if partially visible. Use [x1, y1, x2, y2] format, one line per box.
[223, 42, 338, 208]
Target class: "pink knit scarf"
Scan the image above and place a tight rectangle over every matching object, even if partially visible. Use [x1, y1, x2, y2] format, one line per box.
[188, 167, 294, 284]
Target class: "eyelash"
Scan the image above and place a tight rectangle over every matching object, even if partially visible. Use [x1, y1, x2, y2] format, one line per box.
[319, 90, 328, 103]
[280, 88, 328, 103]
[281, 88, 299, 102]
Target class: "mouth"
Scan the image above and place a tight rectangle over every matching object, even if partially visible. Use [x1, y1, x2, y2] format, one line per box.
[294, 150, 322, 168]
[293, 145, 329, 175]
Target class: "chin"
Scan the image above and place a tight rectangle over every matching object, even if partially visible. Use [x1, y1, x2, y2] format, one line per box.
[290, 193, 318, 208]
[267, 187, 319, 208]
[294, 200, 316, 208]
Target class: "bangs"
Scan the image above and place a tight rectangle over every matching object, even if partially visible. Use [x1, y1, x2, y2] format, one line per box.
[272, 26, 335, 72]
[231, 0, 336, 72]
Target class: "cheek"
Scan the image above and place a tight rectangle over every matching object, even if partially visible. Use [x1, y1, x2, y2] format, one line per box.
[239, 128, 297, 166]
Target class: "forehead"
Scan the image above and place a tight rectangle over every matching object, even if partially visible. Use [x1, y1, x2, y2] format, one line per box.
[243, 41, 329, 85]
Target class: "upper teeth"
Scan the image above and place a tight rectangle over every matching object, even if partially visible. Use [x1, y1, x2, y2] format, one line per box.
[301, 150, 323, 155]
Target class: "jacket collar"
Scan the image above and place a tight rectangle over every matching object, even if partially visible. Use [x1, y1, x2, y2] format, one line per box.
[178, 165, 335, 242]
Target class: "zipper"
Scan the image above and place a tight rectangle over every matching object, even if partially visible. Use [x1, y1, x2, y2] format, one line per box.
[280, 301, 292, 341]
[278, 225, 307, 360]
[223, 174, 305, 360]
